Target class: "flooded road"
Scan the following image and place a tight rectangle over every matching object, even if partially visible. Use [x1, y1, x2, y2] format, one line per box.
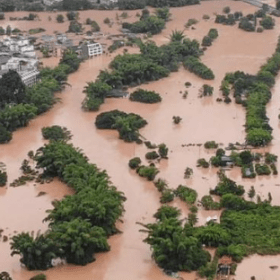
[1, 1, 280, 279]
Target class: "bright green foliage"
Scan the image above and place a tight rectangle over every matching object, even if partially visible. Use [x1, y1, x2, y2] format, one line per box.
[154, 205, 181, 220]
[49, 219, 109, 265]
[34, 141, 88, 178]
[0, 104, 37, 132]
[183, 56, 215, 80]
[174, 185, 197, 204]
[42, 125, 72, 142]
[195, 223, 230, 247]
[46, 186, 125, 235]
[82, 81, 112, 111]
[169, 30, 185, 42]
[210, 172, 245, 196]
[137, 165, 159, 181]
[143, 217, 210, 272]
[59, 49, 81, 73]
[246, 128, 272, 146]
[129, 89, 162, 103]
[129, 157, 141, 169]
[95, 110, 147, 142]
[10, 233, 57, 270]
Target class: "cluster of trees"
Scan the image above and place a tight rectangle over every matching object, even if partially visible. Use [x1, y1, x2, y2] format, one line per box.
[95, 110, 147, 142]
[11, 140, 125, 270]
[220, 37, 280, 146]
[68, 20, 83, 33]
[129, 89, 162, 103]
[122, 9, 166, 35]
[82, 33, 211, 111]
[209, 148, 277, 178]
[0, 49, 81, 144]
[142, 205, 211, 272]
[118, 0, 199, 9]
[0, 163, 7, 186]
[183, 56, 215, 80]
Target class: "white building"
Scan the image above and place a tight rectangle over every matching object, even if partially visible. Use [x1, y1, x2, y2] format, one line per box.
[84, 42, 103, 57]
[19, 69, 40, 87]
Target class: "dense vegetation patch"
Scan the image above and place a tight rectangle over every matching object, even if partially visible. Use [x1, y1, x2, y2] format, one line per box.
[220, 36, 280, 146]
[129, 89, 162, 103]
[11, 140, 125, 270]
[95, 110, 147, 143]
[42, 125, 72, 142]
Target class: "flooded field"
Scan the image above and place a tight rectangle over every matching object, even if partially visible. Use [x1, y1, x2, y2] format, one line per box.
[1, 1, 280, 279]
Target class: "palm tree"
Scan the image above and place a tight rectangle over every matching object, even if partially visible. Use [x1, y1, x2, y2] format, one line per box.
[169, 30, 186, 42]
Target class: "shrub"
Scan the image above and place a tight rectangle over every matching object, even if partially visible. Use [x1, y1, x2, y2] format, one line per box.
[264, 152, 277, 164]
[208, 28, 218, 39]
[160, 189, 175, 203]
[0, 169, 7, 186]
[202, 35, 212, 47]
[145, 151, 160, 160]
[154, 178, 168, 192]
[66, 11, 78, 21]
[91, 20, 100, 32]
[158, 143, 168, 158]
[204, 141, 218, 149]
[255, 163, 271, 175]
[223, 6, 231, 14]
[30, 274, 47, 280]
[129, 89, 162, 103]
[56, 14, 64, 23]
[68, 21, 83, 33]
[197, 158, 209, 168]
[174, 185, 197, 204]
[129, 157, 141, 169]
[260, 16, 275, 29]
[42, 126, 72, 142]
[238, 17, 255, 32]
[255, 9, 266, 18]
[184, 167, 193, 178]
[137, 165, 159, 180]
[257, 27, 264, 33]
[201, 195, 221, 210]
[185, 18, 198, 27]
[104, 17, 110, 24]
[173, 116, 182, 124]
[203, 14, 210, 20]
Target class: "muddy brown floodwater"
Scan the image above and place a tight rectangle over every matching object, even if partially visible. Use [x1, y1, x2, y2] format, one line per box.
[1, 1, 280, 279]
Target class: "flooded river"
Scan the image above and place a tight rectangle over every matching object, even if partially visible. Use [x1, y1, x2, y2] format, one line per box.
[1, 1, 280, 279]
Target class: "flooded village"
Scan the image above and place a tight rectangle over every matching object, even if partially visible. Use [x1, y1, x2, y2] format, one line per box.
[1, 0, 280, 280]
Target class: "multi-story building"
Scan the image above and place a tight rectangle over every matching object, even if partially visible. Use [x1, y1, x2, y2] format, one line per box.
[80, 41, 103, 59]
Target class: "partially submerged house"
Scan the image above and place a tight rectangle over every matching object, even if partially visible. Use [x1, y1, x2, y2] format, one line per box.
[80, 41, 103, 59]
[216, 256, 232, 280]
